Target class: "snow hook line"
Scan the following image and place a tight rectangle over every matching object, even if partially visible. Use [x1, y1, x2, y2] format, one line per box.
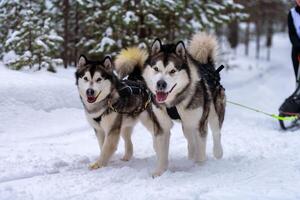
[227, 100, 299, 121]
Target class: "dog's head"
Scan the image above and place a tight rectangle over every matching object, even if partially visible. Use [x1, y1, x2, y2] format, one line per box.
[75, 55, 115, 105]
[142, 39, 190, 105]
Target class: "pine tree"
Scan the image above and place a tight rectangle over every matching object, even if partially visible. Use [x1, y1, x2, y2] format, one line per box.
[3, 0, 63, 71]
[1, 0, 248, 71]
[0, 0, 22, 58]
[77, 1, 119, 59]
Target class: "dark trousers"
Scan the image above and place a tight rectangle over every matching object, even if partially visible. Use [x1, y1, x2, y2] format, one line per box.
[292, 49, 300, 80]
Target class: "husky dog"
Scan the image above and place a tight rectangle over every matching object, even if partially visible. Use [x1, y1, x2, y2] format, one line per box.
[116, 32, 226, 163]
[76, 55, 172, 176]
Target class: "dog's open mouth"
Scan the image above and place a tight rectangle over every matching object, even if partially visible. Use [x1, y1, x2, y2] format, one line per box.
[87, 92, 101, 103]
[155, 84, 177, 103]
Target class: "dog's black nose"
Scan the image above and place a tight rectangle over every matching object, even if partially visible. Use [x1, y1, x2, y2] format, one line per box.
[86, 88, 95, 96]
[157, 80, 167, 91]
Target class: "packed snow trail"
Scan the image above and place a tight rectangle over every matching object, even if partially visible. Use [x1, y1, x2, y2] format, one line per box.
[0, 34, 300, 200]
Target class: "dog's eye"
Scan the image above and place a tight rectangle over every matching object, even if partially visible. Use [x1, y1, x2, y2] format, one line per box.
[153, 66, 159, 72]
[169, 69, 176, 74]
[96, 78, 102, 82]
[83, 77, 88, 81]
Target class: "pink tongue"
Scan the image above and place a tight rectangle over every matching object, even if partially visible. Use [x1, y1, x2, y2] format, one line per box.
[87, 96, 96, 103]
[156, 92, 168, 102]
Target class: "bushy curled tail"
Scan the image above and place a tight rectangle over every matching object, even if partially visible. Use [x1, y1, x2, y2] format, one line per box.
[187, 32, 218, 65]
[114, 47, 148, 79]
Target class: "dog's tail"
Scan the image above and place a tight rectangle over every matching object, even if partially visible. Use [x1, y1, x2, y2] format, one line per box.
[187, 32, 218, 65]
[115, 47, 148, 79]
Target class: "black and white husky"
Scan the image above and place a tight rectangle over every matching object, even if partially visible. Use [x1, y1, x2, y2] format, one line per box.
[116, 32, 226, 164]
[75, 55, 172, 176]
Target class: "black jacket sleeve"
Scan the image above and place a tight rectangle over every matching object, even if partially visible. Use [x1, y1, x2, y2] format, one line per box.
[288, 11, 300, 49]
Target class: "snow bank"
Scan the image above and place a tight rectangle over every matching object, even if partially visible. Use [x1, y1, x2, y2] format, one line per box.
[0, 65, 81, 112]
[0, 65, 83, 141]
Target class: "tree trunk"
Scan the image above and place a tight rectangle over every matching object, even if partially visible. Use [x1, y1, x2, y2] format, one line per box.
[63, 0, 69, 68]
[266, 20, 273, 61]
[28, 0, 33, 68]
[74, 1, 79, 66]
[267, 48, 271, 61]
[38, 55, 41, 70]
[228, 20, 239, 50]
[244, 21, 250, 56]
[255, 21, 261, 60]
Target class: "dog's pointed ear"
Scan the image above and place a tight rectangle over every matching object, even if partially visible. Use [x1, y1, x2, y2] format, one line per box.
[103, 56, 113, 71]
[175, 41, 186, 58]
[151, 38, 162, 55]
[78, 55, 87, 69]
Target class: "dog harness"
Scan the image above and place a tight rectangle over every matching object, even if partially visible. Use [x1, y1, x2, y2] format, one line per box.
[93, 108, 112, 123]
[92, 80, 152, 123]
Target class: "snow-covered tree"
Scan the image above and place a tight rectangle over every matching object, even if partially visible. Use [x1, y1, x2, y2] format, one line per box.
[0, 0, 22, 58]
[75, 1, 119, 58]
[72, 0, 247, 59]
[117, 0, 246, 43]
[3, 0, 63, 71]
[1, 0, 248, 71]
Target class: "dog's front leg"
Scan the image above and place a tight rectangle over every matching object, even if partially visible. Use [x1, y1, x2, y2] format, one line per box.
[194, 127, 208, 163]
[183, 126, 206, 163]
[152, 131, 170, 177]
[89, 130, 120, 170]
[94, 128, 105, 151]
[140, 107, 172, 177]
[182, 126, 196, 160]
[121, 126, 133, 161]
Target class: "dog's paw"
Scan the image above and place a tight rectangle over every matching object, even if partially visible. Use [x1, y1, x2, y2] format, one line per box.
[188, 153, 194, 160]
[194, 155, 206, 164]
[121, 155, 131, 162]
[195, 160, 206, 166]
[88, 161, 104, 170]
[151, 169, 166, 178]
[213, 145, 223, 159]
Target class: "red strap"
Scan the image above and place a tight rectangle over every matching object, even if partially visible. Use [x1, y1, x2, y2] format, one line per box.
[297, 55, 300, 62]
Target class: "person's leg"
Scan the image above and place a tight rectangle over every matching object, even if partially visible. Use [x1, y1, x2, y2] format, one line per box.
[297, 55, 300, 82]
[292, 50, 299, 80]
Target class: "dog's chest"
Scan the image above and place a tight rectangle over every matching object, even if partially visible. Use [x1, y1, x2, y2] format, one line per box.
[86, 111, 118, 133]
[100, 112, 119, 132]
[176, 104, 203, 127]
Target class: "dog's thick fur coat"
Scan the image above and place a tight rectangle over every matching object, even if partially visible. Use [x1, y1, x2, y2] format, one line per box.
[116, 32, 226, 164]
[76, 55, 173, 177]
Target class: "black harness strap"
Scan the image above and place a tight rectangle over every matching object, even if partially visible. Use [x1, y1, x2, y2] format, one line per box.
[216, 65, 225, 74]
[118, 80, 146, 97]
[93, 114, 103, 123]
[188, 53, 225, 89]
[166, 106, 181, 120]
[93, 108, 112, 123]
[108, 90, 152, 115]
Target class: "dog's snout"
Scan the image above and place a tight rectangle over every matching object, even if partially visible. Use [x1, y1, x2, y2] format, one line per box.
[157, 80, 167, 91]
[86, 88, 95, 96]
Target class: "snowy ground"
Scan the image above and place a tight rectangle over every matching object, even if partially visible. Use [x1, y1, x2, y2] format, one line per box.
[0, 34, 300, 200]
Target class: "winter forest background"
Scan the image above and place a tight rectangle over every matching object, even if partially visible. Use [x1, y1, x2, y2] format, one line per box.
[2, 1, 300, 199]
[0, 0, 293, 72]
